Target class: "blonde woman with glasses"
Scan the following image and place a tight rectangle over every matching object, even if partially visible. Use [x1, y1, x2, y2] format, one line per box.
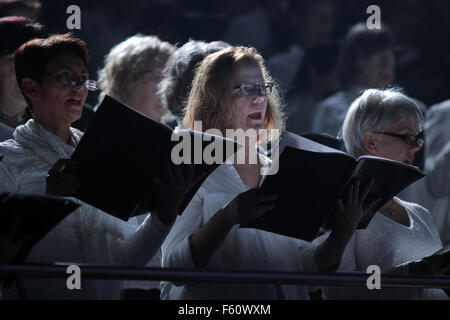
[161, 46, 376, 300]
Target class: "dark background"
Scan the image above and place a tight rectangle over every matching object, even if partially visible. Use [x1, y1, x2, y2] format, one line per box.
[34, 0, 450, 108]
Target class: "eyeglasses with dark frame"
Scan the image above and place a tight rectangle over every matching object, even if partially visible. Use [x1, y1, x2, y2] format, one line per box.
[233, 82, 273, 97]
[44, 71, 98, 91]
[372, 131, 424, 149]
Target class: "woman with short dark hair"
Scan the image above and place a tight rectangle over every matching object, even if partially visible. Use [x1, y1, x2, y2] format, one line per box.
[0, 33, 194, 299]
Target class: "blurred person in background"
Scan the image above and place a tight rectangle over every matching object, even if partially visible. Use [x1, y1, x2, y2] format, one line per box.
[97, 34, 175, 122]
[0, 0, 41, 20]
[157, 39, 230, 128]
[0, 16, 46, 141]
[424, 98, 450, 247]
[267, 0, 336, 93]
[311, 22, 397, 137]
[285, 42, 340, 135]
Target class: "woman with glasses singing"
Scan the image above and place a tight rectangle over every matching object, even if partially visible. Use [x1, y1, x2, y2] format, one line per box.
[320, 88, 449, 299]
[0, 33, 194, 299]
[161, 46, 376, 300]
[0, 33, 99, 193]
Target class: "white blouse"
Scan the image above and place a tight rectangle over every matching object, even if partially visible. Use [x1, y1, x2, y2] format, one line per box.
[161, 163, 318, 300]
[321, 198, 448, 300]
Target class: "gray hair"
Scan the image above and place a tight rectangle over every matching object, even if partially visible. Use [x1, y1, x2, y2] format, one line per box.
[97, 34, 174, 105]
[157, 39, 230, 119]
[342, 88, 424, 157]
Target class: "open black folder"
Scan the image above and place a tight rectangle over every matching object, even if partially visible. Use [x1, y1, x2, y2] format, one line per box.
[241, 131, 425, 242]
[66, 95, 238, 221]
[300, 132, 344, 151]
[0, 193, 80, 264]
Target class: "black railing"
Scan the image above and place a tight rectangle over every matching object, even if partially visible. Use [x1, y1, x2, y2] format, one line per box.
[1, 263, 450, 289]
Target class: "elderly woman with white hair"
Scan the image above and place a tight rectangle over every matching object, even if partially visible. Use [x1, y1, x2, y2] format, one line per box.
[320, 88, 449, 300]
[97, 34, 174, 121]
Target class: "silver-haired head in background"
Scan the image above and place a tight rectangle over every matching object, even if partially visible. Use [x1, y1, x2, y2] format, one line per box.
[97, 34, 174, 121]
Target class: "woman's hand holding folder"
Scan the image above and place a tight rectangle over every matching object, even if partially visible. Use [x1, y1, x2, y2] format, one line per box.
[223, 188, 277, 225]
[314, 179, 379, 272]
[45, 158, 81, 197]
[334, 178, 379, 241]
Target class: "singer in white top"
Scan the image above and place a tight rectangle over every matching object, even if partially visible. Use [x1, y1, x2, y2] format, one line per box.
[0, 34, 194, 299]
[161, 46, 378, 300]
[320, 88, 449, 299]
